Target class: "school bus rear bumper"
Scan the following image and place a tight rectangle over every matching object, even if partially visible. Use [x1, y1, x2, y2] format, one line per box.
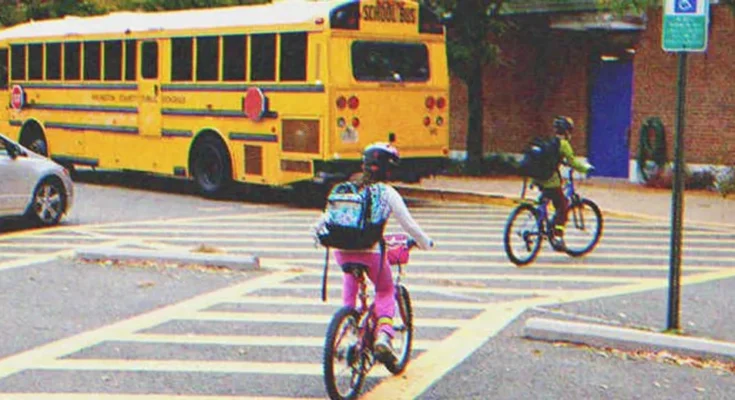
[311, 157, 448, 186]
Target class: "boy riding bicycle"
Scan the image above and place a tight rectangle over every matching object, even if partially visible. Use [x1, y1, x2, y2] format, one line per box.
[533, 116, 594, 250]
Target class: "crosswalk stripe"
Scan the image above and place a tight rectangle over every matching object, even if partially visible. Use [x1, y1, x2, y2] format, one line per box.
[275, 282, 570, 296]
[186, 311, 465, 328]
[114, 333, 439, 350]
[223, 296, 488, 310]
[35, 359, 352, 376]
[0, 395, 315, 400]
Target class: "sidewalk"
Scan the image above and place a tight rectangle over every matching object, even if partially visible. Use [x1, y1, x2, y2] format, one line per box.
[395, 174, 735, 365]
[396, 174, 735, 231]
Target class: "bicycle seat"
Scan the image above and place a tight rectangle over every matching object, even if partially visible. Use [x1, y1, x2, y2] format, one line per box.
[341, 262, 369, 276]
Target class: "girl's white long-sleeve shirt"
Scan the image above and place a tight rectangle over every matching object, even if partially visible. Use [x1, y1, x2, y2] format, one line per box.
[313, 183, 433, 252]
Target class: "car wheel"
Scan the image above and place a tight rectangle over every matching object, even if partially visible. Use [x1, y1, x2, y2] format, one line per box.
[26, 178, 67, 227]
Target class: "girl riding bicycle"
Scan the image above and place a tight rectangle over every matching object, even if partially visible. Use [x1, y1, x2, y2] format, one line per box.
[312, 142, 434, 364]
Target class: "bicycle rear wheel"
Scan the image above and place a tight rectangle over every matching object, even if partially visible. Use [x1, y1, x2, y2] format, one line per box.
[385, 284, 413, 375]
[503, 203, 543, 266]
[323, 307, 365, 400]
[564, 198, 603, 257]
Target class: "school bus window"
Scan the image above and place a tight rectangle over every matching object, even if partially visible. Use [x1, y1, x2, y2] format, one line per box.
[64, 42, 81, 81]
[45, 43, 61, 80]
[280, 32, 307, 82]
[351, 41, 429, 82]
[141, 41, 158, 79]
[171, 37, 193, 82]
[196, 36, 219, 81]
[223, 34, 246, 82]
[28, 43, 43, 81]
[10, 44, 26, 81]
[125, 40, 136, 81]
[0, 49, 8, 88]
[250, 33, 275, 82]
[104, 40, 122, 81]
[84, 41, 101, 81]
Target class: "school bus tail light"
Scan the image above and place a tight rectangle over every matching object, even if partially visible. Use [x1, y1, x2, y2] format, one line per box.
[348, 96, 359, 110]
[437, 96, 447, 110]
[423, 116, 431, 127]
[336, 96, 347, 109]
[425, 96, 435, 110]
[351, 117, 360, 128]
[282, 119, 320, 154]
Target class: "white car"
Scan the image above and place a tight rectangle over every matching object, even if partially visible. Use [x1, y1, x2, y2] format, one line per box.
[0, 133, 74, 227]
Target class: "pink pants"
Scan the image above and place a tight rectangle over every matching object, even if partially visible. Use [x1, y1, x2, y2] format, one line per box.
[334, 250, 395, 337]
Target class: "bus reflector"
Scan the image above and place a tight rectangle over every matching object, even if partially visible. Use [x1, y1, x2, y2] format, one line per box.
[425, 96, 435, 109]
[352, 117, 360, 128]
[437, 97, 447, 109]
[348, 96, 359, 109]
[423, 116, 431, 126]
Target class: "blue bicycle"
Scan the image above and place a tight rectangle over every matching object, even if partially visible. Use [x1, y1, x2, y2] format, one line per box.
[503, 169, 603, 266]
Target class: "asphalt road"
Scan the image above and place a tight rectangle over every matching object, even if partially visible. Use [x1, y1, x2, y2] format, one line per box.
[0, 171, 733, 400]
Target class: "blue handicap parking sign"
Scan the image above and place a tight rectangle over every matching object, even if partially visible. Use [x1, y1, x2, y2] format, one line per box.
[675, 0, 697, 13]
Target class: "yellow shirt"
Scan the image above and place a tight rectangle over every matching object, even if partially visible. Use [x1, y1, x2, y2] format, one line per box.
[533, 138, 591, 189]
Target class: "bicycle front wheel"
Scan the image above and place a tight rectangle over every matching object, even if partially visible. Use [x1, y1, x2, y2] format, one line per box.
[564, 198, 603, 257]
[385, 284, 413, 375]
[323, 307, 365, 400]
[503, 203, 543, 266]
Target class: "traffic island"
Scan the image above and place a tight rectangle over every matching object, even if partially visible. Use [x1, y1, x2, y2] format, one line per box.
[523, 317, 735, 363]
[75, 247, 260, 272]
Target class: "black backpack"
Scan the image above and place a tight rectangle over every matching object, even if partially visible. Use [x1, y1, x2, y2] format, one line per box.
[518, 136, 561, 181]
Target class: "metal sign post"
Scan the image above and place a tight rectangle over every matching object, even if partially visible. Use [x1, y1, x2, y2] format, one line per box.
[661, 0, 709, 331]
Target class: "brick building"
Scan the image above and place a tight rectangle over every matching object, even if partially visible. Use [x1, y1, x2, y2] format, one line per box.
[449, 2, 734, 180]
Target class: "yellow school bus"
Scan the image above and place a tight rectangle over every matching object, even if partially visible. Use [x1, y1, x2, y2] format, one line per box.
[0, 0, 449, 197]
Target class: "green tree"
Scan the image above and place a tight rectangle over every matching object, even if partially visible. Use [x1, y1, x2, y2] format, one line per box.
[423, 0, 508, 174]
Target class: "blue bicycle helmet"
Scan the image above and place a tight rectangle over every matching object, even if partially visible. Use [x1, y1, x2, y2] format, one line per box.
[553, 116, 574, 134]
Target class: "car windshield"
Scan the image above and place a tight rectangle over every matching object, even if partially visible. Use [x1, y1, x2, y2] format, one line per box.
[351, 41, 429, 83]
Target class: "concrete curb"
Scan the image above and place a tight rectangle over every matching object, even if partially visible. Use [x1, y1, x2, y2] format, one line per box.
[75, 247, 260, 271]
[523, 317, 735, 362]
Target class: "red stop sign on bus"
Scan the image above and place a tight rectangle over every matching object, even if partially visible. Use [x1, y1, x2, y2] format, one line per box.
[10, 84, 25, 110]
[243, 87, 266, 122]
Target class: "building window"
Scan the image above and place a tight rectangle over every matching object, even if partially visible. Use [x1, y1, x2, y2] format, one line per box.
[104, 41, 122, 81]
[125, 40, 136, 81]
[28, 44, 43, 80]
[280, 32, 307, 81]
[84, 41, 101, 80]
[223, 34, 246, 81]
[11, 44, 26, 80]
[141, 41, 158, 79]
[171, 37, 193, 81]
[64, 42, 81, 81]
[46, 43, 61, 80]
[250, 33, 275, 81]
[197, 36, 219, 81]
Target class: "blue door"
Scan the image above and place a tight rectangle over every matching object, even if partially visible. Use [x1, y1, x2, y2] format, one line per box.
[588, 58, 633, 178]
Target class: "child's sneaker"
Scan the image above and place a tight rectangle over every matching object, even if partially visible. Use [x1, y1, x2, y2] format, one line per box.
[374, 332, 397, 365]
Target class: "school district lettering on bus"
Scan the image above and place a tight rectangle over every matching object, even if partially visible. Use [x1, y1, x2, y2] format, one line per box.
[0, 0, 450, 198]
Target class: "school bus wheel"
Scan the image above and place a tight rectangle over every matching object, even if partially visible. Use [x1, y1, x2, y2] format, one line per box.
[19, 122, 48, 157]
[189, 135, 232, 197]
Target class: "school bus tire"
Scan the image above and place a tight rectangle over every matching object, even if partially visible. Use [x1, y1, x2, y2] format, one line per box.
[19, 122, 48, 157]
[190, 135, 233, 198]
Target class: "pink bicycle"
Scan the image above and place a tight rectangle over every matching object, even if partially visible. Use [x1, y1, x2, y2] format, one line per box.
[322, 233, 415, 400]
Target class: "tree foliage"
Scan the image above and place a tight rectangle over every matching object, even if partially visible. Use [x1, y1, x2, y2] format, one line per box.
[423, 0, 509, 173]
